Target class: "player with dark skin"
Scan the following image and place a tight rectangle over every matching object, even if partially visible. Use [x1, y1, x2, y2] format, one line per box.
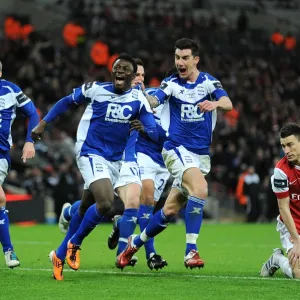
[31, 57, 148, 278]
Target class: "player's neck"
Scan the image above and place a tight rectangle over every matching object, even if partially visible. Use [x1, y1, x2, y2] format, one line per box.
[187, 69, 200, 83]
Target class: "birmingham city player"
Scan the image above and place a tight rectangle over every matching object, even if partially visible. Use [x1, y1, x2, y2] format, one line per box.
[117, 38, 232, 269]
[57, 59, 144, 268]
[108, 60, 168, 270]
[31, 54, 158, 280]
[0, 61, 39, 268]
[108, 59, 144, 267]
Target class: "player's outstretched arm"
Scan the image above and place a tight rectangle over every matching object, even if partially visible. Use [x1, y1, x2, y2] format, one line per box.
[31, 120, 47, 142]
[143, 92, 160, 108]
[278, 197, 300, 266]
[31, 94, 76, 142]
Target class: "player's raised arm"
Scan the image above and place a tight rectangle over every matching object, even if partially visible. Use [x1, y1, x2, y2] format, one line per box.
[31, 82, 95, 142]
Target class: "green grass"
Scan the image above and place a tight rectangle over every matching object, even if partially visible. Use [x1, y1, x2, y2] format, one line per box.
[1, 223, 298, 300]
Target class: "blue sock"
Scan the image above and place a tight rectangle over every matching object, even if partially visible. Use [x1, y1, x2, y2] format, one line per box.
[185, 196, 205, 256]
[56, 210, 83, 261]
[117, 208, 138, 256]
[0, 207, 13, 252]
[134, 209, 173, 248]
[63, 200, 81, 221]
[138, 204, 155, 259]
[70, 204, 103, 246]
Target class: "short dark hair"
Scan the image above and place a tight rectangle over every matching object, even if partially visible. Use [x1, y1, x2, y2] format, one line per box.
[133, 58, 144, 67]
[112, 53, 137, 73]
[280, 123, 300, 140]
[175, 38, 200, 57]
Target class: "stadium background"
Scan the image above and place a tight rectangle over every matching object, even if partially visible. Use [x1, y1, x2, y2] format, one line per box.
[0, 0, 299, 225]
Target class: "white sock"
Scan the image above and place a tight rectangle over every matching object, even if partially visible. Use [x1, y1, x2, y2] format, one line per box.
[186, 233, 198, 244]
[275, 253, 293, 278]
[140, 229, 149, 243]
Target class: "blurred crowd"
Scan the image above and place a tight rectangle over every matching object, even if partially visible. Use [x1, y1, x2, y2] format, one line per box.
[1, 0, 300, 222]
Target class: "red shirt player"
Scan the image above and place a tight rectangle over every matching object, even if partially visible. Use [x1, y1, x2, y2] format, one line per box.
[261, 122, 300, 279]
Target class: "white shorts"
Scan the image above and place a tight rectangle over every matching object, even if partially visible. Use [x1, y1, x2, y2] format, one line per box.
[76, 154, 121, 190]
[114, 161, 141, 189]
[162, 145, 211, 196]
[276, 215, 299, 253]
[0, 158, 8, 185]
[137, 152, 170, 202]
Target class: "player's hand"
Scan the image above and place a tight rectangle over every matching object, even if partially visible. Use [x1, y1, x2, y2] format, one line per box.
[197, 100, 217, 112]
[21, 142, 35, 163]
[288, 241, 300, 268]
[133, 81, 145, 91]
[31, 120, 47, 142]
[130, 119, 144, 133]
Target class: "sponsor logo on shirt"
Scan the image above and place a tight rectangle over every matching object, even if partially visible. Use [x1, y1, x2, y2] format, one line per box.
[181, 104, 204, 122]
[105, 103, 132, 123]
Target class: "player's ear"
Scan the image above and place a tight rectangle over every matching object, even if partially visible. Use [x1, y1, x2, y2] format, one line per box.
[194, 56, 200, 64]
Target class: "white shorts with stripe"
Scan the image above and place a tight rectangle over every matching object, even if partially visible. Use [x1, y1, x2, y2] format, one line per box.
[137, 152, 170, 202]
[114, 161, 141, 189]
[76, 154, 121, 190]
[162, 145, 211, 196]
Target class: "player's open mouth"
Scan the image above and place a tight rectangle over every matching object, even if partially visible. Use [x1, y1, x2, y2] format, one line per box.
[115, 76, 125, 85]
[178, 67, 187, 75]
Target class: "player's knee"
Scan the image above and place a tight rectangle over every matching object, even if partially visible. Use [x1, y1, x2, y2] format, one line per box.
[141, 194, 154, 206]
[189, 183, 208, 199]
[292, 266, 300, 279]
[124, 196, 140, 209]
[96, 200, 112, 215]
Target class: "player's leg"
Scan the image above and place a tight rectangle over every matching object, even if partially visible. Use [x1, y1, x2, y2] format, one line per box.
[111, 162, 141, 268]
[66, 156, 119, 270]
[137, 153, 157, 259]
[181, 167, 207, 268]
[67, 179, 114, 267]
[139, 179, 156, 256]
[58, 200, 81, 234]
[260, 217, 294, 278]
[108, 162, 140, 253]
[142, 167, 169, 270]
[0, 159, 19, 268]
[51, 190, 94, 280]
[114, 182, 140, 267]
[162, 146, 209, 268]
[115, 183, 140, 255]
[117, 188, 185, 269]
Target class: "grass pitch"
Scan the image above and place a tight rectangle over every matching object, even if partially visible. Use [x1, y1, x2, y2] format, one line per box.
[1, 223, 298, 300]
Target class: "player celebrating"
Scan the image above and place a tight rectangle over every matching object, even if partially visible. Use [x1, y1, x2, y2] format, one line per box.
[117, 38, 232, 269]
[261, 123, 300, 279]
[31, 54, 158, 280]
[108, 59, 168, 270]
[0, 61, 39, 268]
